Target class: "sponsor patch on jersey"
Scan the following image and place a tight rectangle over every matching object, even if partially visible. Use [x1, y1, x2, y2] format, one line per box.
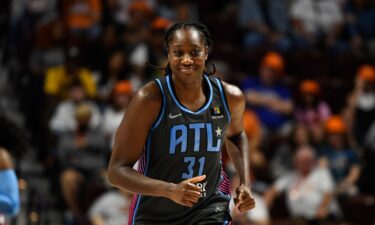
[210, 106, 224, 119]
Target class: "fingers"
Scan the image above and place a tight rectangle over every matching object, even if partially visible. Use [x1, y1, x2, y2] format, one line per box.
[235, 190, 244, 207]
[185, 189, 201, 198]
[180, 191, 201, 207]
[185, 182, 202, 192]
[236, 195, 256, 212]
[238, 199, 256, 212]
[186, 175, 206, 184]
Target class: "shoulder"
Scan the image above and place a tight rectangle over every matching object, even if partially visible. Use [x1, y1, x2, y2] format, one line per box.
[134, 80, 163, 105]
[222, 81, 243, 98]
[221, 81, 245, 112]
[126, 80, 163, 123]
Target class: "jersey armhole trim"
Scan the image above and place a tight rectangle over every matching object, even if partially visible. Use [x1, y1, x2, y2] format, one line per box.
[215, 78, 231, 121]
[151, 79, 166, 130]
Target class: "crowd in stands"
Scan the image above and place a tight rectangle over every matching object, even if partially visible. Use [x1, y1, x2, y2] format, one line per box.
[0, 0, 374, 225]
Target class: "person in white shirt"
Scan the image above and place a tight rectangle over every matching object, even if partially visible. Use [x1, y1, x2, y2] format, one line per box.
[290, 0, 344, 48]
[264, 146, 340, 224]
[101, 81, 133, 148]
[49, 80, 101, 133]
[88, 189, 132, 225]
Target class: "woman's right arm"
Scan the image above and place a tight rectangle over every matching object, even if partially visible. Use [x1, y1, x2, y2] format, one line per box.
[107, 82, 203, 207]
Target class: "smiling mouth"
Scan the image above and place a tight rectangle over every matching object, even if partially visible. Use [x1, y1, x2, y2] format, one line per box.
[178, 67, 197, 72]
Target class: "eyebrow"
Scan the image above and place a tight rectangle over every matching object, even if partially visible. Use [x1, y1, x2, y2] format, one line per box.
[170, 44, 203, 48]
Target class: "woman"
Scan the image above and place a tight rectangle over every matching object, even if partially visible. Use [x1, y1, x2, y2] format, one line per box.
[108, 21, 255, 225]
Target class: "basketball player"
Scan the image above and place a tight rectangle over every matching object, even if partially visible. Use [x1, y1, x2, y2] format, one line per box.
[108, 21, 255, 225]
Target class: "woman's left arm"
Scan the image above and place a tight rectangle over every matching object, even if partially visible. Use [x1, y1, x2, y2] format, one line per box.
[222, 82, 256, 212]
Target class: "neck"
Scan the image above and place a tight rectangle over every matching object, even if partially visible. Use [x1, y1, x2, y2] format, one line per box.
[171, 74, 207, 111]
[299, 170, 311, 178]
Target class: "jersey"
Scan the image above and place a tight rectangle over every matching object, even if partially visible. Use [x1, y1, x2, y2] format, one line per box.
[128, 74, 232, 225]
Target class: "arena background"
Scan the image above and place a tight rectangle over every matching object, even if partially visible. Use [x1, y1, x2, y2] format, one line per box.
[0, 0, 374, 225]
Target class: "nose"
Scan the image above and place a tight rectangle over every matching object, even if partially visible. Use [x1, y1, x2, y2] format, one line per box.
[181, 53, 193, 65]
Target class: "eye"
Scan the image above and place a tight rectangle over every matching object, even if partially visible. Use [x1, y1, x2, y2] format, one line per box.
[191, 49, 202, 57]
[172, 50, 183, 57]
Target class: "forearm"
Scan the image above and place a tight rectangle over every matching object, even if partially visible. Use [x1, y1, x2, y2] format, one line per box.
[264, 187, 278, 208]
[344, 165, 361, 185]
[270, 100, 293, 115]
[226, 131, 250, 186]
[90, 215, 106, 225]
[319, 192, 332, 210]
[108, 166, 173, 198]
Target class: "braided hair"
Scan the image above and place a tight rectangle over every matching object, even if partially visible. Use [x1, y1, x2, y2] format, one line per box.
[148, 21, 216, 75]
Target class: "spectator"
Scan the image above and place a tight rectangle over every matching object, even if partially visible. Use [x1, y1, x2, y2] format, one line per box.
[44, 46, 97, 100]
[101, 81, 133, 148]
[98, 50, 131, 101]
[230, 174, 270, 225]
[264, 146, 340, 224]
[270, 124, 314, 179]
[101, 0, 156, 26]
[88, 188, 132, 225]
[58, 103, 108, 222]
[242, 52, 294, 138]
[29, 19, 67, 75]
[122, 1, 154, 85]
[62, 0, 102, 39]
[89, 24, 123, 73]
[290, 0, 346, 51]
[295, 79, 332, 143]
[344, 0, 375, 54]
[243, 109, 265, 169]
[156, 0, 198, 21]
[143, 17, 171, 78]
[319, 115, 361, 196]
[49, 79, 101, 133]
[346, 64, 375, 147]
[238, 0, 291, 52]
[0, 148, 20, 219]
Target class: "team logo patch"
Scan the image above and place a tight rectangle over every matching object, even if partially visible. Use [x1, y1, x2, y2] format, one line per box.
[210, 106, 224, 119]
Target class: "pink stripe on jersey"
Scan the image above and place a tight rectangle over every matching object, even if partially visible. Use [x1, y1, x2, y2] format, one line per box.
[127, 194, 139, 225]
[127, 152, 147, 225]
[219, 169, 231, 195]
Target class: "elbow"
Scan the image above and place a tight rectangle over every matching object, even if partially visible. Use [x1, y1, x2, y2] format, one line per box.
[0, 195, 20, 217]
[107, 167, 117, 187]
[8, 202, 20, 217]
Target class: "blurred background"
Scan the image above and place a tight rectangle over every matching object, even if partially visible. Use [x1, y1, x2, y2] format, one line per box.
[0, 0, 374, 225]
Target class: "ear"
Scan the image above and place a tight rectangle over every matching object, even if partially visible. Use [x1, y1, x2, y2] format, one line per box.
[204, 46, 209, 60]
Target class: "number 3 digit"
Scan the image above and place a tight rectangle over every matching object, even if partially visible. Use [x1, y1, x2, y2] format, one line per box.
[182, 157, 205, 179]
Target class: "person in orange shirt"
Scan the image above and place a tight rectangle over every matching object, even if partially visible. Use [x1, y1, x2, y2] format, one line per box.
[63, 0, 102, 38]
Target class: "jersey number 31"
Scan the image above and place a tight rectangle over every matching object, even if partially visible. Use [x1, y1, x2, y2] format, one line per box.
[182, 156, 205, 179]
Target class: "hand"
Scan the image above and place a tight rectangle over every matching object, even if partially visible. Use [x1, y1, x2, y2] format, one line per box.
[316, 206, 328, 220]
[337, 181, 351, 194]
[234, 184, 256, 212]
[167, 175, 205, 207]
[75, 136, 88, 149]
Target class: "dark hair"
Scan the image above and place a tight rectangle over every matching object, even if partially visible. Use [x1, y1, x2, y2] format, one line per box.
[164, 21, 213, 50]
[148, 21, 215, 75]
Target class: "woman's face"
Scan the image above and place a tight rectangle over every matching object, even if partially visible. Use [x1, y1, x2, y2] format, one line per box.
[167, 28, 208, 84]
[328, 134, 344, 150]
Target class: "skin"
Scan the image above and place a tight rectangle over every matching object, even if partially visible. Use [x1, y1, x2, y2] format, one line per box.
[0, 148, 13, 170]
[108, 27, 255, 212]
